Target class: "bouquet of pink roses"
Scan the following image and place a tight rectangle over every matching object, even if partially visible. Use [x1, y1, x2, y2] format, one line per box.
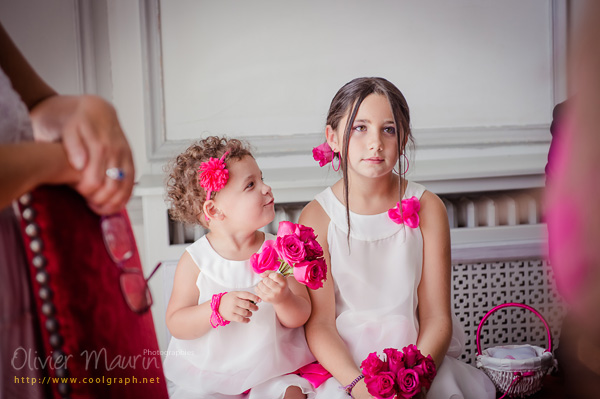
[360, 345, 437, 399]
[250, 221, 327, 290]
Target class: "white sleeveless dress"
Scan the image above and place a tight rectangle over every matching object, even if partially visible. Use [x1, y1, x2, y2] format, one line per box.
[164, 233, 316, 399]
[313, 182, 496, 399]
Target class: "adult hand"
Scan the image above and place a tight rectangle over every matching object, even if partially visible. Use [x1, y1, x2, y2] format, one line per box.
[218, 291, 260, 324]
[255, 272, 292, 304]
[31, 95, 134, 214]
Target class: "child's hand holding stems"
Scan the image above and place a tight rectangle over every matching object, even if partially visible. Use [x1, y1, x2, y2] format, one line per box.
[255, 272, 292, 304]
[254, 271, 311, 329]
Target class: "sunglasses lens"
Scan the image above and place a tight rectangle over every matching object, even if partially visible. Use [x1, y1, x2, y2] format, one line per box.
[120, 272, 152, 313]
[101, 214, 134, 263]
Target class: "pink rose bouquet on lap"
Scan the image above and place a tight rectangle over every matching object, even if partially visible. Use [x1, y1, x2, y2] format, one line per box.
[250, 221, 327, 289]
[361, 345, 436, 399]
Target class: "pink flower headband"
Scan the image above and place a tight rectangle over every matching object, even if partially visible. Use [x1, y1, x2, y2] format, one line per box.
[198, 151, 230, 203]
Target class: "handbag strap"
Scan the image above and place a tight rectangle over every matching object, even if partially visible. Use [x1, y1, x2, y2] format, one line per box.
[476, 302, 552, 355]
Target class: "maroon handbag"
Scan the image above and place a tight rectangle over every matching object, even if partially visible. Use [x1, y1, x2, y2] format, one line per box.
[17, 185, 168, 399]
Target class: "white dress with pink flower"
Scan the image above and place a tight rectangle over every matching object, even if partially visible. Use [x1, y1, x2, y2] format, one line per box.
[163, 233, 316, 399]
[313, 181, 496, 399]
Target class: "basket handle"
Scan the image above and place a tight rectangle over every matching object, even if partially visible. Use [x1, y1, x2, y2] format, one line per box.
[476, 302, 552, 356]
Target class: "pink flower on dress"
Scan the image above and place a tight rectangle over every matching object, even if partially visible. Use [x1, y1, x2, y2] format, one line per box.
[250, 240, 279, 274]
[388, 196, 420, 228]
[198, 152, 229, 200]
[312, 141, 334, 167]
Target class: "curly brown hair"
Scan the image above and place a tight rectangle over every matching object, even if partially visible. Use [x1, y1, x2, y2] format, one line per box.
[165, 136, 253, 226]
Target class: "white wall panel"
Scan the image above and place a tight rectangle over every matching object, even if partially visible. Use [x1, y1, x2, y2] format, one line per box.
[0, 0, 81, 94]
[158, 1, 555, 140]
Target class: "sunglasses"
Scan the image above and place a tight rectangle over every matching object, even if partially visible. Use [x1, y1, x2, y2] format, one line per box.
[100, 213, 161, 314]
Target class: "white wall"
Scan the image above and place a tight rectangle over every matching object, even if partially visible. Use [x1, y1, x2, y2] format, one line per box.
[0, 0, 82, 94]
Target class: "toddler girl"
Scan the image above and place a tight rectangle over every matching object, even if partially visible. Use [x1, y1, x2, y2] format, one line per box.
[163, 137, 315, 399]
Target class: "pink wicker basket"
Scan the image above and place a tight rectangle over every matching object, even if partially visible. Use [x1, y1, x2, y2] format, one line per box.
[475, 303, 556, 398]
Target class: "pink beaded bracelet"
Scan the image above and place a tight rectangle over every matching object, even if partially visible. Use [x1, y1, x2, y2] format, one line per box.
[341, 374, 364, 396]
[209, 292, 230, 328]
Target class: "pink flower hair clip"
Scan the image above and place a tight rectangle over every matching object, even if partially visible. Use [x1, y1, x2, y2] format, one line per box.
[198, 151, 230, 204]
[312, 141, 334, 167]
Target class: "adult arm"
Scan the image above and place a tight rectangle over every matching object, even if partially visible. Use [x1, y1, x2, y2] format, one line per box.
[416, 191, 453, 368]
[300, 200, 374, 399]
[0, 22, 134, 215]
[0, 142, 80, 209]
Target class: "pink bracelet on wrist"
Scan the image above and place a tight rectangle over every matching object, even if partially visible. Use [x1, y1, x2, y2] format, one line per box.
[210, 292, 230, 328]
[341, 374, 364, 397]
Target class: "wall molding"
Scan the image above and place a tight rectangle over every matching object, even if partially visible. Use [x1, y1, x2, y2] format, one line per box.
[139, 0, 565, 162]
[74, 0, 96, 94]
[552, 0, 569, 103]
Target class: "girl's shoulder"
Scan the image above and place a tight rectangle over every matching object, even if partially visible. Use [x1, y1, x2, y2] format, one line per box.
[403, 180, 427, 200]
[299, 196, 332, 243]
[418, 189, 449, 232]
[185, 235, 212, 271]
[300, 197, 330, 228]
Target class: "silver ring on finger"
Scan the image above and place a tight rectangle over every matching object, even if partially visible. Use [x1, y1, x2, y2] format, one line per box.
[106, 167, 126, 181]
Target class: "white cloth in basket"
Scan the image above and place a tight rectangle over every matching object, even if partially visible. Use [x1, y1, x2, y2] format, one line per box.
[488, 346, 538, 360]
[477, 345, 554, 372]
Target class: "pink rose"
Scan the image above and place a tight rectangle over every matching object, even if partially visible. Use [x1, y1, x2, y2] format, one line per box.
[277, 221, 296, 237]
[402, 344, 423, 368]
[413, 356, 436, 389]
[276, 234, 306, 265]
[293, 258, 327, 290]
[360, 352, 388, 377]
[388, 196, 420, 228]
[250, 240, 279, 274]
[304, 237, 324, 259]
[364, 372, 397, 399]
[383, 347, 405, 374]
[295, 223, 317, 242]
[397, 368, 421, 398]
[312, 141, 334, 167]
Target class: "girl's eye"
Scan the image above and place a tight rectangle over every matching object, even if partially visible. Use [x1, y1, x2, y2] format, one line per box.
[246, 181, 255, 189]
[353, 125, 366, 132]
[384, 126, 396, 134]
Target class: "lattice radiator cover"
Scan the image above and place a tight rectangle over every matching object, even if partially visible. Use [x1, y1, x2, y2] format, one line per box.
[452, 259, 565, 364]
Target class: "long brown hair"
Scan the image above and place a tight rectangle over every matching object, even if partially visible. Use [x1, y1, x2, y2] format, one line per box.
[326, 77, 414, 238]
